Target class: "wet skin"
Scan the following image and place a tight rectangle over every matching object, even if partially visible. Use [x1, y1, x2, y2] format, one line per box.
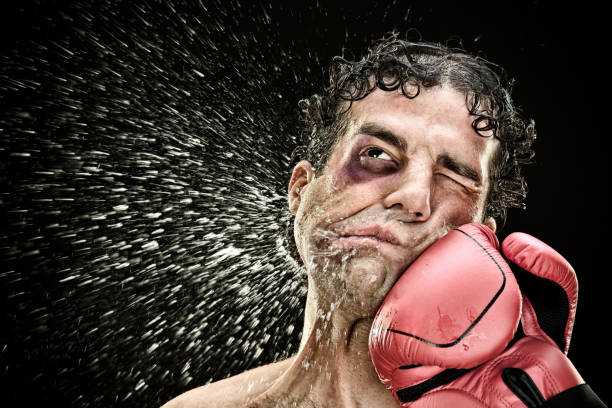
[161, 84, 500, 408]
[289, 84, 498, 317]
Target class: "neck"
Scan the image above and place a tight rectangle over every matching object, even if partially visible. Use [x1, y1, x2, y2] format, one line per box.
[263, 277, 396, 407]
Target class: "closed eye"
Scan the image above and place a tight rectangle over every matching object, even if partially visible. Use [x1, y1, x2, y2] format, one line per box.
[436, 171, 481, 194]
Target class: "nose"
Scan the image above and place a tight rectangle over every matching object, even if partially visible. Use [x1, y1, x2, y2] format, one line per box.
[382, 161, 432, 222]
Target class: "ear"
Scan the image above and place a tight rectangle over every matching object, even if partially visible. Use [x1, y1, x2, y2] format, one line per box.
[288, 160, 315, 215]
[483, 216, 497, 233]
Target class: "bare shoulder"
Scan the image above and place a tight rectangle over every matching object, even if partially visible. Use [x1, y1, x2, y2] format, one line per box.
[161, 356, 295, 408]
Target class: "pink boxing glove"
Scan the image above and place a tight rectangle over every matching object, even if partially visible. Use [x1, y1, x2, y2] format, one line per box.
[501, 232, 578, 355]
[405, 336, 590, 407]
[369, 223, 522, 404]
[369, 224, 607, 407]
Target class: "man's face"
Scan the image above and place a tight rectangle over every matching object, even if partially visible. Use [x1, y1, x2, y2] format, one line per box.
[288, 85, 498, 314]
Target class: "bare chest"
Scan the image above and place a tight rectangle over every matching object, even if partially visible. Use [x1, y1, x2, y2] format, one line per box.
[244, 393, 396, 408]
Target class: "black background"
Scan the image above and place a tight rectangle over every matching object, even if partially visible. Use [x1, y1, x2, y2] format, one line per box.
[1, 0, 607, 406]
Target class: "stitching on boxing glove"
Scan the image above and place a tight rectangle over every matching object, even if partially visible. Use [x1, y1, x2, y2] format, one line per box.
[422, 386, 491, 407]
[483, 343, 562, 402]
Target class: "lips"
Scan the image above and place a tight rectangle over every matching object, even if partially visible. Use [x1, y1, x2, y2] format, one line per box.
[336, 226, 401, 246]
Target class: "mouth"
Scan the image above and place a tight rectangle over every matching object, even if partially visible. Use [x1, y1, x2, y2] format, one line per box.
[335, 235, 397, 246]
[335, 227, 401, 246]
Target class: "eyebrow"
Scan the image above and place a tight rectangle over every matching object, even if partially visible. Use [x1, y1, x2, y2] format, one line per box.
[355, 122, 482, 185]
[356, 123, 407, 152]
[438, 154, 482, 185]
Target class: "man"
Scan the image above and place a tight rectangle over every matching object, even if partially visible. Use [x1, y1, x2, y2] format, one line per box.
[162, 34, 591, 407]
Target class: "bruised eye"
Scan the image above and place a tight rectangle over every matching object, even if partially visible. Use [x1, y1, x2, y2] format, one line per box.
[361, 147, 394, 161]
[435, 172, 477, 195]
[358, 146, 397, 173]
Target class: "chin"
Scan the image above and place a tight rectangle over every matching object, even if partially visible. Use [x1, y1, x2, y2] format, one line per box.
[305, 236, 406, 310]
[320, 252, 393, 316]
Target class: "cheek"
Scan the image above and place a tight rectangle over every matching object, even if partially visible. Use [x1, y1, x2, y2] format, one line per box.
[306, 158, 380, 219]
[294, 175, 377, 255]
[331, 155, 399, 214]
[294, 178, 339, 244]
[432, 190, 482, 225]
[341, 156, 372, 184]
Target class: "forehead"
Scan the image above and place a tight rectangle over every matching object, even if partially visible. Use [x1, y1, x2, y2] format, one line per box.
[336, 85, 496, 158]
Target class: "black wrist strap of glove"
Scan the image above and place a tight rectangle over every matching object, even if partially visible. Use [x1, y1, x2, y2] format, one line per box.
[542, 383, 607, 408]
[503, 367, 608, 408]
[395, 367, 474, 403]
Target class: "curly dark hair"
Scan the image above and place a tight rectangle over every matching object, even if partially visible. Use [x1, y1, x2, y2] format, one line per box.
[284, 33, 536, 266]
